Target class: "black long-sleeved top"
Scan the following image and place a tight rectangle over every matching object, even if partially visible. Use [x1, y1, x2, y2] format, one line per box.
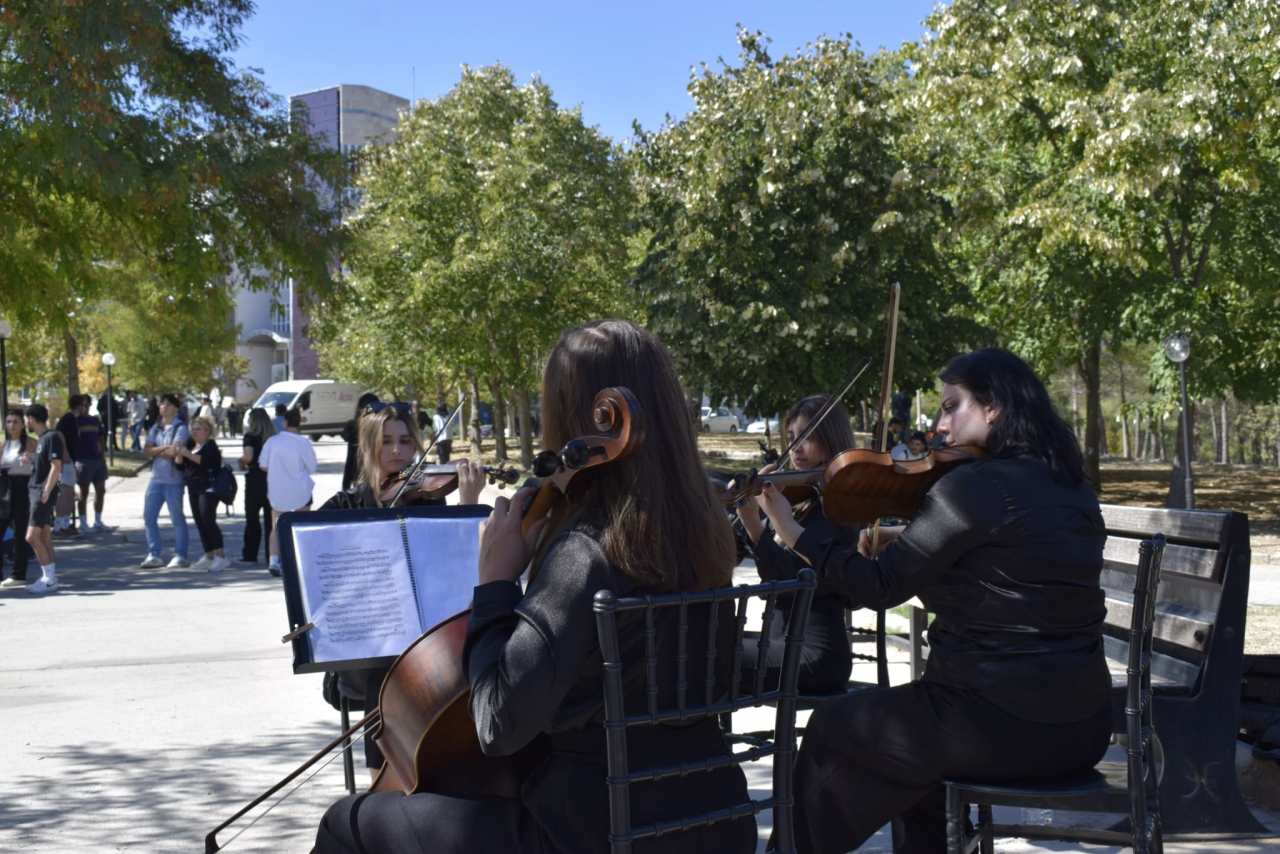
[749, 503, 854, 693]
[464, 519, 756, 854]
[793, 456, 1110, 724]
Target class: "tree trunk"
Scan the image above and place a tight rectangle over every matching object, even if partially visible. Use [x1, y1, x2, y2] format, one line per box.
[1097, 410, 1109, 457]
[1078, 339, 1102, 492]
[1071, 377, 1081, 440]
[488, 379, 508, 461]
[516, 384, 534, 469]
[467, 371, 482, 455]
[435, 372, 446, 409]
[64, 331, 80, 398]
[1157, 415, 1167, 461]
[1222, 399, 1231, 465]
[1208, 399, 1220, 463]
[1135, 411, 1144, 460]
[1117, 361, 1129, 458]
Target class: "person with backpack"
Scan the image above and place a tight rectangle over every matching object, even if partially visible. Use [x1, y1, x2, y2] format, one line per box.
[172, 414, 228, 572]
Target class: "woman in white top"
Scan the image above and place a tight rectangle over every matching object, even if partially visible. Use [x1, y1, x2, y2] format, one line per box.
[0, 408, 37, 587]
[258, 406, 318, 574]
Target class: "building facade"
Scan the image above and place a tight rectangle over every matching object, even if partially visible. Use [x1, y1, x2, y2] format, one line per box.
[230, 84, 409, 404]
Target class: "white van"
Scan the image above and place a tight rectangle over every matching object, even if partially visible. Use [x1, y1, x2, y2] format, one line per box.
[244, 380, 364, 439]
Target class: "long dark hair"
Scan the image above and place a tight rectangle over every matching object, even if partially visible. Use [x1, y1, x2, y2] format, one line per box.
[783, 395, 856, 466]
[534, 319, 736, 593]
[939, 348, 1086, 488]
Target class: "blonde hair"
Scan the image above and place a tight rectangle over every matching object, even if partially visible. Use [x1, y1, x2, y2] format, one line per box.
[190, 415, 217, 439]
[357, 408, 423, 506]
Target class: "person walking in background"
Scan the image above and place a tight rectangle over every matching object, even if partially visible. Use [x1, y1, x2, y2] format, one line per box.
[127, 391, 147, 452]
[144, 396, 160, 432]
[430, 403, 454, 464]
[52, 395, 82, 538]
[227, 400, 241, 437]
[341, 393, 379, 491]
[22, 404, 64, 594]
[173, 415, 228, 572]
[0, 409, 36, 589]
[74, 398, 110, 532]
[259, 407, 317, 577]
[271, 403, 287, 434]
[890, 431, 930, 462]
[236, 408, 275, 567]
[140, 394, 190, 569]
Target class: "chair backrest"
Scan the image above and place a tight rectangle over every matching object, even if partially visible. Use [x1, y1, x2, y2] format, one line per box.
[1124, 534, 1166, 852]
[592, 568, 818, 854]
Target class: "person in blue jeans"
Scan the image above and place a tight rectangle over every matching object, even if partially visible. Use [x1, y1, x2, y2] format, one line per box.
[140, 394, 190, 568]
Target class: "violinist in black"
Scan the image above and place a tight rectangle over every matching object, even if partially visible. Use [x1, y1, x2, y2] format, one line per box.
[755, 349, 1112, 854]
[735, 394, 855, 694]
[315, 319, 755, 854]
[316, 405, 486, 776]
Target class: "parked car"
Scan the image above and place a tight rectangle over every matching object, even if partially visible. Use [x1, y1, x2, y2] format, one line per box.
[700, 406, 740, 433]
[745, 417, 780, 435]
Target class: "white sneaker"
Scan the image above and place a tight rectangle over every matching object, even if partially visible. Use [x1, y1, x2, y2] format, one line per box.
[167, 556, 190, 568]
[208, 556, 230, 573]
[91, 521, 109, 533]
[140, 554, 164, 568]
[192, 555, 214, 571]
[27, 578, 58, 594]
[0, 576, 27, 589]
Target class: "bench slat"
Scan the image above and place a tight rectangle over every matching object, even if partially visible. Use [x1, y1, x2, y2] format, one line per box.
[1104, 595, 1213, 654]
[1100, 504, 1233, 546]
[1102, 635, 1197, 691]
[1100, 565, 1221, 621]
[1103, 536, 1223, 582]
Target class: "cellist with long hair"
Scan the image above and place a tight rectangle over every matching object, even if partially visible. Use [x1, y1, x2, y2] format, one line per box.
[314, 319, 756, 854]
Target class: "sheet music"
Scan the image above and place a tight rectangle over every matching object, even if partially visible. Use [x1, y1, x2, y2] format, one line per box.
[292, 520, 421, 664]
[403, 516, 483, 633]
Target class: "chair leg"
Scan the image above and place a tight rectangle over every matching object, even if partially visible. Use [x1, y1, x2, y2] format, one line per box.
[944, 786, 965, 854]
[340, 695, 356, 796]
[977, 804, 994, 854]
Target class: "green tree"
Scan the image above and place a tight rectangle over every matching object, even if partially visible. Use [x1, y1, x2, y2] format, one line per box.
[908, 0, 1280, 499]
[313, 65, 636, 466]
[630, 31, 985, 426]
[0, 0, 343, 392]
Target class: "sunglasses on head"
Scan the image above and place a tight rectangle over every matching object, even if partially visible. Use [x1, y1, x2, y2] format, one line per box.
[363, 402, 412, 414]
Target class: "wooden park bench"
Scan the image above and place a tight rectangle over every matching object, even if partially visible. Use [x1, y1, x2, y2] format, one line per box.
[899, 503, 1265, 835]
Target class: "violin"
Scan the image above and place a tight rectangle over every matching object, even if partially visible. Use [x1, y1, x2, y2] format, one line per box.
[206, 387, 644, 852]
[724, 284, 987, 529]
[379, 462, 520, 504]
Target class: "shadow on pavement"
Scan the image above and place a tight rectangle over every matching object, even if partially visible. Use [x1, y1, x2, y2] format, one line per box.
[0, 723, 350, 853]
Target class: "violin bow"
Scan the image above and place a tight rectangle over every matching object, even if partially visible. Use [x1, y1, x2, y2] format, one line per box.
[772, 355, 874, 472]
[389, 395, 467, 507]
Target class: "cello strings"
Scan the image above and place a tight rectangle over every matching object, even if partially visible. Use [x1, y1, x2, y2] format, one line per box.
[216, 728, 374, 851]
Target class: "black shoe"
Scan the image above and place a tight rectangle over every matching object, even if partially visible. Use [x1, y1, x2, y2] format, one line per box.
[233, 558, 258, 566]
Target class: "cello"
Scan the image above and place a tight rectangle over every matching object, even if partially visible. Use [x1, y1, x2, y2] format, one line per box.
[206, 387, 644, 852]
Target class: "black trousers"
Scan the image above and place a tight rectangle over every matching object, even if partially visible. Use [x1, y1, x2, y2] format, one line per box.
[740, 595, 853, 695]
[187, 485, 223, 553]
[7, 475, 30, 580]
[436, 439, 452, 464]
[316, 791, 552, 854]
[794, 680, 1111, 854]
[242, 470, 270, 561]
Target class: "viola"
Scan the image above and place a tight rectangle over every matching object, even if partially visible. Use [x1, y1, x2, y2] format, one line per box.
[380, 462, 520, 505]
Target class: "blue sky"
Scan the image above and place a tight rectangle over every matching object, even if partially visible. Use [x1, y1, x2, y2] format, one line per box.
[231, 1, 941, 144]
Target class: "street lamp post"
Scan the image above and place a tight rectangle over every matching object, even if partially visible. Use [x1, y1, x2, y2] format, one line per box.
[102, 353, 116, 466]
[1163, 332, 1194, 509]
[0, 320, 11, 418]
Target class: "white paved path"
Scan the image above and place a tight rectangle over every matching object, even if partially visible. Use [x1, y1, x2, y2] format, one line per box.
[2, 436, 1278, 852]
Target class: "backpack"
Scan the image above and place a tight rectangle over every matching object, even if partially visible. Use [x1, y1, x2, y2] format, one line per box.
[211, 465, 238, 505]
